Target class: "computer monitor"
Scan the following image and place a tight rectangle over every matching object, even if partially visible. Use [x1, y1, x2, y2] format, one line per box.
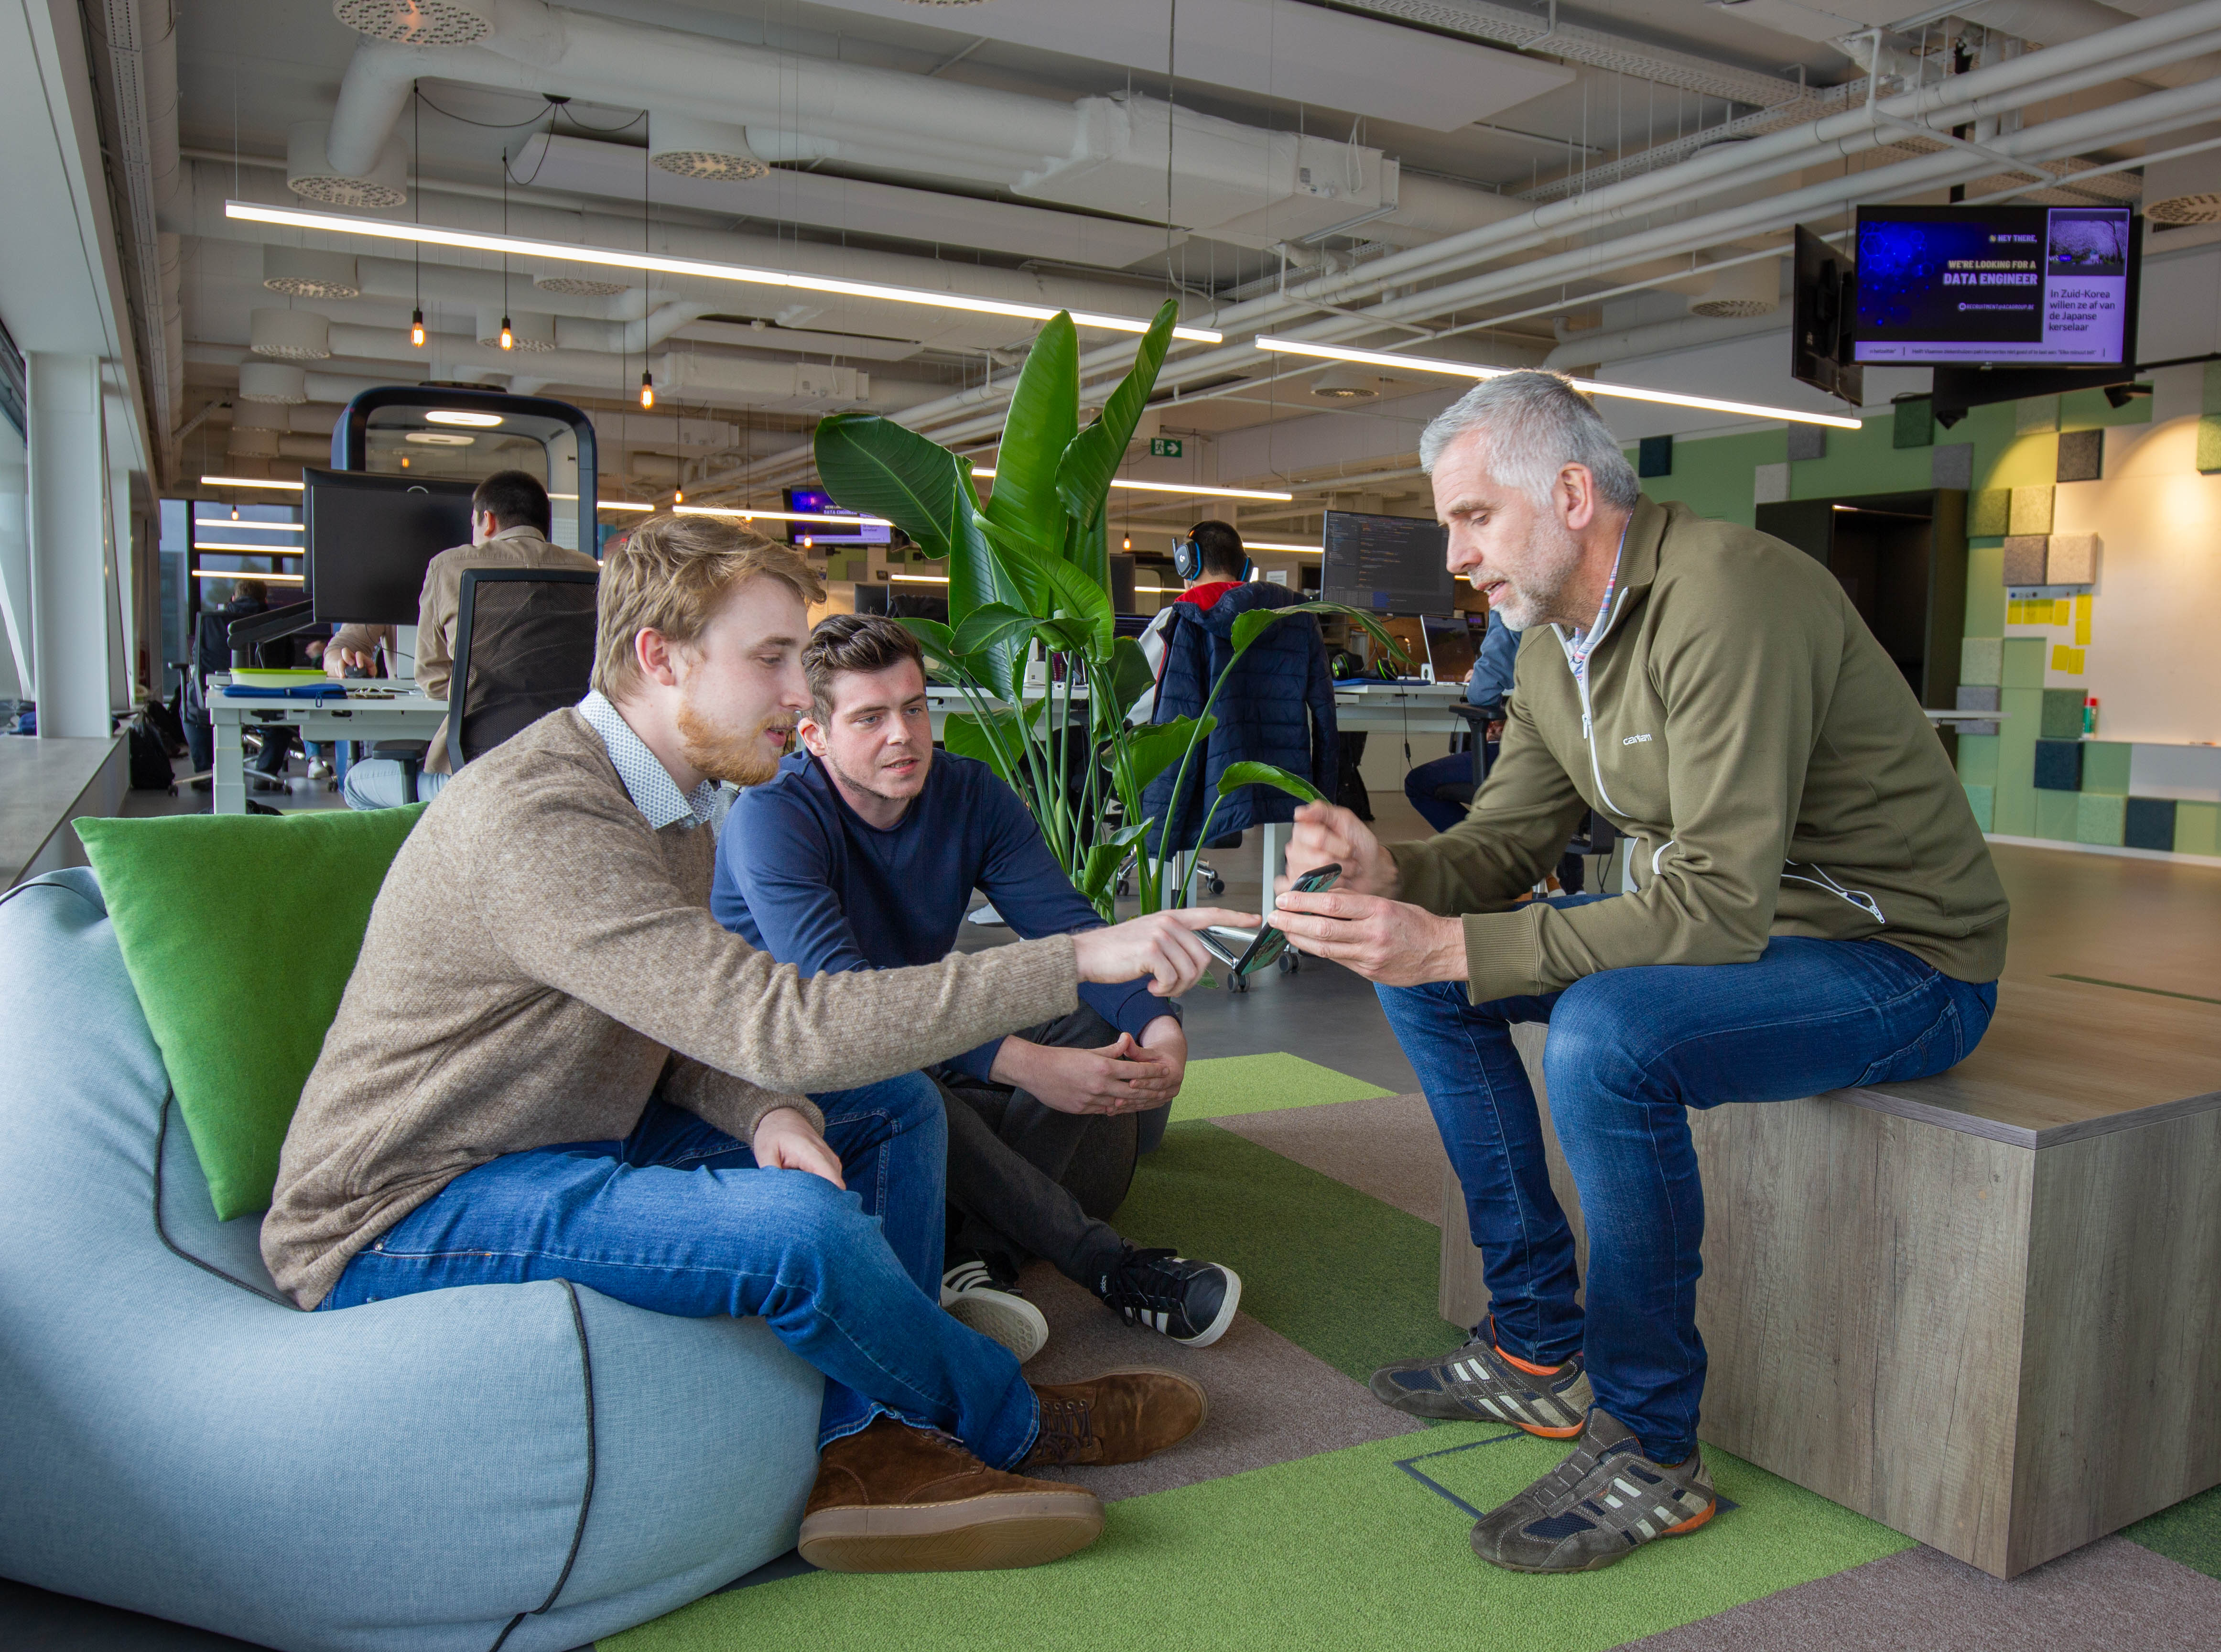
[784, 487, 892, 549]
[304, 468, 477, 625]
[1321, 510, 1456, 617]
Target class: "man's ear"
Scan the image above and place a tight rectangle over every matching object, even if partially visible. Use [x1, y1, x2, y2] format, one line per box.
[632, 626, 683, 690]
[797, 711, 831, 757]
[1559, 463, 1599, 533]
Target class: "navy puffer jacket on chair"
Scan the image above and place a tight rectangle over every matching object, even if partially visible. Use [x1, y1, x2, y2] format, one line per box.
[1141, 581, 1339, 855]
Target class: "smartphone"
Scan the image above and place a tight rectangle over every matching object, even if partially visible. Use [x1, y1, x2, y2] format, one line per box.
[1196, 863, 1342, 977]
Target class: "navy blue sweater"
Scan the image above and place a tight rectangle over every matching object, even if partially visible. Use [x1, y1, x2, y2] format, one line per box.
[711, 750, 1174, 1081]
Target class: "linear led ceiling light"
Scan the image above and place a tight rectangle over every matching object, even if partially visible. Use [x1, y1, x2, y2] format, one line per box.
[224, 200, 1225, 344]
[1252, 338, 1864, 431]
[194, 542, 305, 554]
[424, 409, 503, 427]
[597, 499, 655, 511]
[1243, 539, 1323, 554]
[200, 475, 305, 490]
[676, 504, 896, 526]
[191, 568, 305, 582]
[195, 518, 303, 530]
[971, 467, 1291, 501]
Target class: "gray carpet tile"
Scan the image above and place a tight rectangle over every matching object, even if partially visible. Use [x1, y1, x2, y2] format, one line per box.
[1014, 1262, 1424, 1502]
[1213, 1091, 1449, 1227]
[1617, 1534, 2221, 1651]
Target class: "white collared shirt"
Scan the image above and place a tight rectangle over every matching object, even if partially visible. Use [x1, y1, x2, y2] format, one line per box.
[576, 690, 720, 830]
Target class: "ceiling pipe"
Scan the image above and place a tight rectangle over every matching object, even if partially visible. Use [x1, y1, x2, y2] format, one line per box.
[758, 68, 2221, 479]
[1966, 0, 2221, 87]
[97, 0, 185, 477]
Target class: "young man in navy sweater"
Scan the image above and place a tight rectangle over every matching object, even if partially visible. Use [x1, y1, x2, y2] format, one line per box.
[713, 614, 1240, 1360]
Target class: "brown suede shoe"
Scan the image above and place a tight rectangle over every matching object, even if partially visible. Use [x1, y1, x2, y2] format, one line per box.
[1023, 1368, 1209, 1467]
[797, 1418, 1104, 1574]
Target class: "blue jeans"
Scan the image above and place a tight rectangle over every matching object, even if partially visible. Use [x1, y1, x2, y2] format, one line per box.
[320, 1075, 1039, 1467]
[1376, 895, 1996, 1462]
[342, 759, 450, 810]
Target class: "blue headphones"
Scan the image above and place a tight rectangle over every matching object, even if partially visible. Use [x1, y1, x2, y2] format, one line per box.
[1175, 525, 1252, 584]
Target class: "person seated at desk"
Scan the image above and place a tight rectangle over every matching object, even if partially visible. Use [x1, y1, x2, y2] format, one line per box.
[1268, 371, 2006, 1575]
[269, 513, 1252, 1573]
[1401, 613, 1518, 833]
[327, 468, 598, 809]
[714, 615, 1242, 1362]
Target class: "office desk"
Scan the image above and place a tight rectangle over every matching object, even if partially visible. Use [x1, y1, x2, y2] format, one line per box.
[206, 676, 446, 815]
[922, 680, 1470, 738]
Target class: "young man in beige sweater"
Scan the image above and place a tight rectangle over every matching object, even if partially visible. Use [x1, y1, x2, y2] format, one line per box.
[267, 513, 1250, 1574]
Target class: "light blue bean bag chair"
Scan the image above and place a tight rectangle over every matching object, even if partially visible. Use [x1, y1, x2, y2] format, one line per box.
[0, 870, 823, 1652]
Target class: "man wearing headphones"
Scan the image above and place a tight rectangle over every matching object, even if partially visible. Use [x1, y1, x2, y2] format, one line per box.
[1130, 520, 1253, 724]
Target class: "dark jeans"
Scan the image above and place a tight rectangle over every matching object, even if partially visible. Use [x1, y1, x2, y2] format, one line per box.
[1375, 893, 1997, 1462]
[932, 1006, 1161, 1290]
[319, 1076, 1038, 1467]
[1405, 749, 1582, 892]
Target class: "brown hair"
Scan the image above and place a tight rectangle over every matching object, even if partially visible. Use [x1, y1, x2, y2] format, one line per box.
[592, 512, 824, 698]
[803, 612, 927, 720]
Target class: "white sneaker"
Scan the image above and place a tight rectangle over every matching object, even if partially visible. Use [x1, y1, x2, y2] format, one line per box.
[307, 759, 333, 780]
[941, 1259, 1049, 1363]
[965, 902, 1007, 927]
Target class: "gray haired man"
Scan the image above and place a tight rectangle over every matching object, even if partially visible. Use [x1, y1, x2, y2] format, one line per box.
[1271, 371, 2007, 1572]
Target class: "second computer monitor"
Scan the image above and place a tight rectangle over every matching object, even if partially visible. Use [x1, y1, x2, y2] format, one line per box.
[304, 468, 478, 626]
[1321, 510, 1455, 617]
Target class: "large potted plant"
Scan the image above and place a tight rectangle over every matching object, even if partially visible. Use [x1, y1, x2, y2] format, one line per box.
[814, 301, 1401, 917]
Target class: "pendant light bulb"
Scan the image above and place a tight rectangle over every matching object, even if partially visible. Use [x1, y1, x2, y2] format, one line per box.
[410, 307, 425, 348]
[498, 315, 515, 351]
[1121, 533, 1132, 551]
[639, 370, 655, 409]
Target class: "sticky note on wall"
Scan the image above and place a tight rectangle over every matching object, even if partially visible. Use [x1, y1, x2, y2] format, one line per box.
[2073, 594, 2092, 646]
[2051, 644, 2086, 674]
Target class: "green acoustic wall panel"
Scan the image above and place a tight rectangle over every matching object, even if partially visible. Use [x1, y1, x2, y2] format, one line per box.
[1970, 489, 2011, 535]
[2080, 742, 2132, 795]
[2000, 637, 2047, 689]
[2202, 364, 2221, 474]
[2008, 486, 2055, 535]
[2040, 688, 2088, 740]
[2124, 797, 2178, 852]
[1993, 783, 2037, 837]
[1893, 396, 1934, 448]
[1961, 637, 2004, 686]
[1963, 784, 1995, 832]
[2036, 787, 2080, 841]
[2075, 793, 2126, 846]
[1994, 687, 2042, 837]
[2178, 801, 2221, 857]
[1957, 733, 2000, 787]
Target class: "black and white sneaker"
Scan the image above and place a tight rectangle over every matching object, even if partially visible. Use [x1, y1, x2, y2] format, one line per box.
[1368, 1319, 1593, 1437]
[1094, 1246, 1241, 1348]
[940, 1258, 1050, 1363]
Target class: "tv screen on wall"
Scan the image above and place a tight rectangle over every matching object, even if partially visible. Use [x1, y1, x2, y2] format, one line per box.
[1852, 204, 2138, 369]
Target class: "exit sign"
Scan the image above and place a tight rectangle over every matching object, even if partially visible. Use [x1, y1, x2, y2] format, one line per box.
[1148, 436, 1184, 458]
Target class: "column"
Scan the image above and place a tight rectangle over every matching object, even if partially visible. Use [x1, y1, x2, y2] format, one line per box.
[27, 354, 114, 738]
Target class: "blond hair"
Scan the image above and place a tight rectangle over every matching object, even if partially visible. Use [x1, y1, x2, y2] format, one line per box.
[592, 512, 824, 698]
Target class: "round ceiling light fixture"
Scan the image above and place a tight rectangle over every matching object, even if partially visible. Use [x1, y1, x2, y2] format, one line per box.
[285, 122, 409, 210]
[1688, 257, 1780, 319]
[1310, 365, 1381, 401]
[249, 308, 332, 362]
[535, 272, 632, 297]
[424, 409, 504, 427]
[262, 246, 361, 299]
[650, 113, 772, 182]
[331, 0, 493, 47]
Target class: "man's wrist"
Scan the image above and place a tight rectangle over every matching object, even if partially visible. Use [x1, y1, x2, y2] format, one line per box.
[1430, 913, 1471, 982]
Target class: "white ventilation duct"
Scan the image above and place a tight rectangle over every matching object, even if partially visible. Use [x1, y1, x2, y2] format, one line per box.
[226, 426, 281, 457]
[237, 362, 310, 403]
[1688, 258, 1780, 319]
[287, 120, 408, 208]
[475, 307, 557, 352]
[651, 113, 769, 182]
[262, 245, 361, 298]
[250, 308, 333, 360]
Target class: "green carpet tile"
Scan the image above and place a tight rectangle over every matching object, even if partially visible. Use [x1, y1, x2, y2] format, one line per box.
[2125, 1483, 2221, 1580]
[1114, 1119, 1462, 1384]
[603, 1424, 1913, 1652]
[1168, 1052, 1391, 1123]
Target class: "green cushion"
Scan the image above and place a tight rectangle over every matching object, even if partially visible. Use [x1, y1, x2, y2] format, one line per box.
[75, 806, 428, 1220]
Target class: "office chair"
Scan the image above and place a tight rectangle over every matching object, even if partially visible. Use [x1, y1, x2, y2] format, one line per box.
[1437, 704, 1618, 889]
[447, 566, 601, 765]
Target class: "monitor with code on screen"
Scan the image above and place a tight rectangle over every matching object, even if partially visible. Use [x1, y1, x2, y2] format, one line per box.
[1321, 510, 1456, 618]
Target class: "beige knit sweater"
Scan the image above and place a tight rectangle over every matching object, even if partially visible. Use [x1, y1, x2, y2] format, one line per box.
[263, 708, 1079, 1307]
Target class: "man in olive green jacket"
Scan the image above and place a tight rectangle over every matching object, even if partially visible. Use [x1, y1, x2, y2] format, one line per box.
[1273, 371, 2007, 1575]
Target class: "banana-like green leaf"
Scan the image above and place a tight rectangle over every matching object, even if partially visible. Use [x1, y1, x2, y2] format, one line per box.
[949, 603, 1041, 659]
[1059, 300, 1181, 534]
[1229, 599, 1412, 667]
[974, 512, 1113, 657]
[943, 710, 1028, 784]
[1216, 760, 1323, 804]
[1076, 815, 1157, 913]
[1105, 636, 1156, 720]
[813, 414, 967, 559]
[984, 315, 1079, 572]
[1121, 713, 1215, 792]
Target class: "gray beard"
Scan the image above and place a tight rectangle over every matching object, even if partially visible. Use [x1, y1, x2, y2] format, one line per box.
[1490, 516, 1587, 630]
